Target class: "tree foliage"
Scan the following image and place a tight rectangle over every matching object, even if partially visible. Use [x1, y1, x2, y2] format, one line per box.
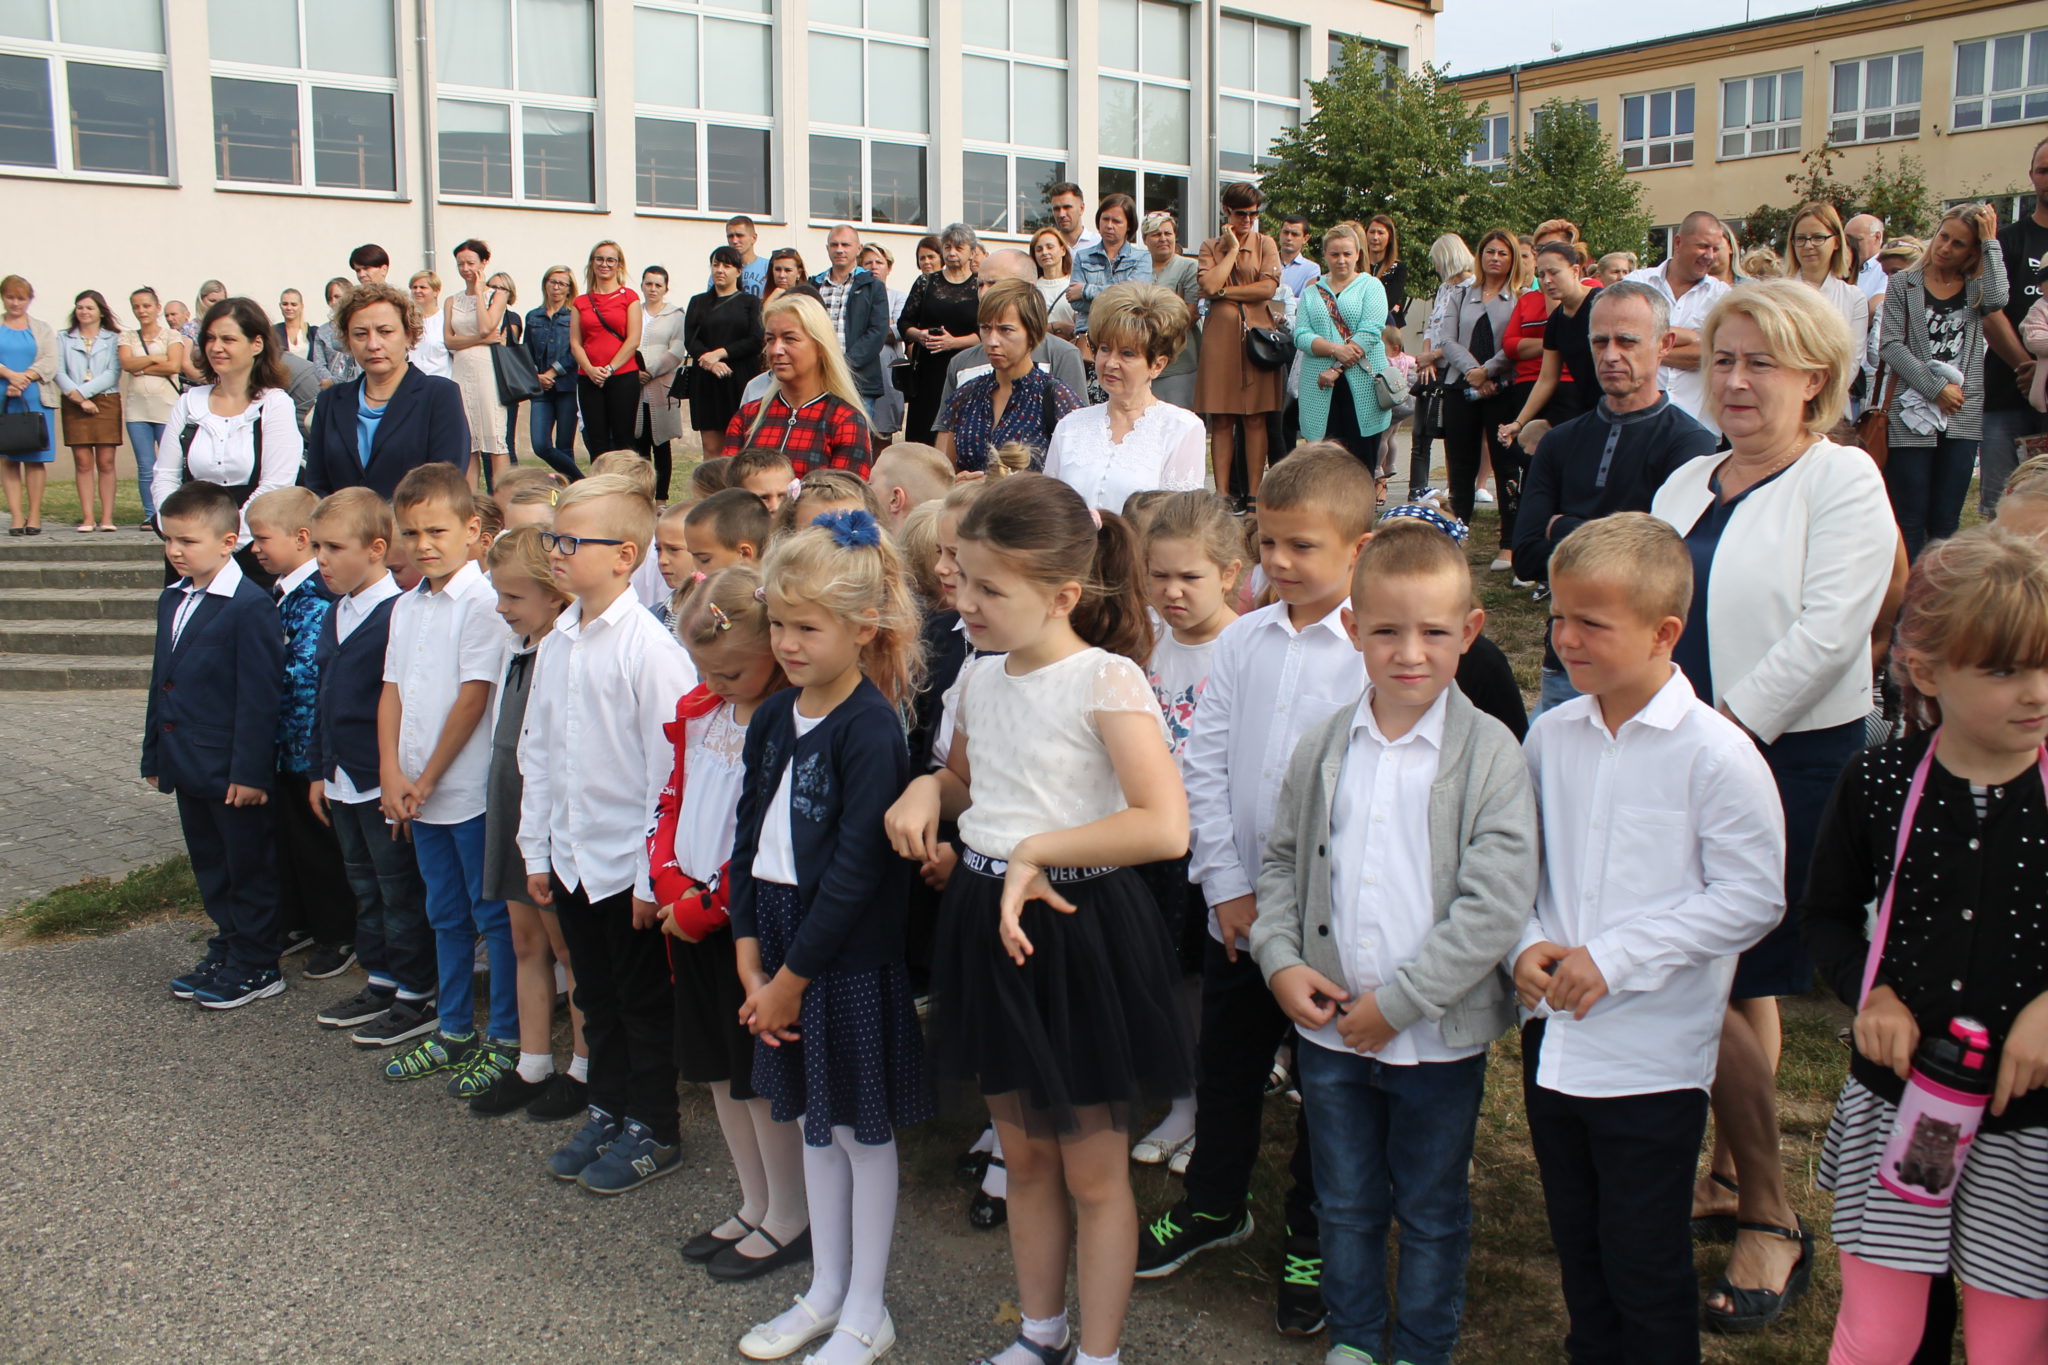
[1740, 141, 1939, 254]
[1473, 98, 1654, 260]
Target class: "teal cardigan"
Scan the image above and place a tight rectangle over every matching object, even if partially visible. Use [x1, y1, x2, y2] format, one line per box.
[1294, 274, 1390, 443]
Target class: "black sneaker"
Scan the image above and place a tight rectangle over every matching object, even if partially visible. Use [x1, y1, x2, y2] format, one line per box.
[526, 1071, 589, 1122]
[280, 929, 316, 958]
[348, 997, 439, 1048]
[171, 958, 226, 1000]
[303, 944, 358, 980]
[468, 1064, 549, 1116]
[1275, 1228, 1328, 1337]
[1133, 1200, 1254, 1279]
[316, 986, 392, 1029]
[193, 966, 287, 1010]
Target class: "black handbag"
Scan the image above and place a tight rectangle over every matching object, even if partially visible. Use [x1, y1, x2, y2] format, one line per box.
[491, 340, 546, 404]
[1240, 301, 1292, 371]
[0, 393, 48, 457]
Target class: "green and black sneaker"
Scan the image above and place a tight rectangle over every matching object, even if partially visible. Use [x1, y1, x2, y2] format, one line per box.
[1276, 1226, 1328, 1337]
[1133, 1198, 1254, 1279]
[447, 1041, 515, 1099]
[383, 1031, 476, 1083]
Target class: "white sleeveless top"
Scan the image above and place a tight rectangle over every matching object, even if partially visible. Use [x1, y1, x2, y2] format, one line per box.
[950, 646, 1170, 860]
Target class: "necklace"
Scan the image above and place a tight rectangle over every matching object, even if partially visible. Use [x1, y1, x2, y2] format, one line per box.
[1722, 439, 1804, 492]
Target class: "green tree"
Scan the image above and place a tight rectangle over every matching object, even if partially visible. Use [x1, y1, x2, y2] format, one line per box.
[1743, 141, 1936, 255]
[1476, 98, 1654, 259]
[1855, 149, 1938, 237]
[1258, 55, 1488, 311]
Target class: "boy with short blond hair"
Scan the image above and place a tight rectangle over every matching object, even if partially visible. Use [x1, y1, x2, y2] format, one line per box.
[1138, 444, 1379, 1333]
[682, 487, 771, 575]
[726, 447, 798, 514]
[1518, 512, 1786, 1364]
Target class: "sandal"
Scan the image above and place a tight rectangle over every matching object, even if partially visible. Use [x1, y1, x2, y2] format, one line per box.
[1691, 1172, 1739, 1244]
[971, 1332, 1076, 1365]
[1703, 1217, 1813, 1334]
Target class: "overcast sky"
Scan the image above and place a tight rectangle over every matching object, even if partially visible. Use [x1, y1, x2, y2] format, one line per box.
[1434, 0, 1850, 76]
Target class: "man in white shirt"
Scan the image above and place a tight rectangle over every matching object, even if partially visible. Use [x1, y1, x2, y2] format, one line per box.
[1046, 180, 1101, 258]
[520, 474, 696, 1195]
[1625, 213, 1729, 434]
[1846, 213, 1887, 300]
[1516, 515, 1784, 1362]
[1277, 216, 1322, 298]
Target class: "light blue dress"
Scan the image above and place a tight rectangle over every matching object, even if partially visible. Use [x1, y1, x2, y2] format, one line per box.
[0, 324, 53, 462]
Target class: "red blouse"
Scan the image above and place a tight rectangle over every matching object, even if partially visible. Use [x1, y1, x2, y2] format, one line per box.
[574, 287, 640, 373]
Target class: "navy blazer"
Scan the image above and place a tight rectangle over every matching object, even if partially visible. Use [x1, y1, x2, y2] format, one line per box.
[142, 574, 286, 799]
[312, 589, 399, 791]
[300, 366, 471, 499]
[808, 268, 889, 398]
[728, 679, 914, 979]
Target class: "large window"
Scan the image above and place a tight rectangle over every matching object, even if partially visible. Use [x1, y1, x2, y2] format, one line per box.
[1954, 29, 2048, 132]
[1621, 86, 1694, 169]
[1720, 69, 1801, 159]
[1097, 0, 1189, 233]
[959, 0, 1066, 236]
[633, 0, 773, 215]
[209, 0, 397, 193]
[0, 0, 167, 179]
[1466, 112, 1510, 168]
[1831, 50, 1921, 145]
[436, 0, 595, 205]
[1217, 15, 1299, 176]
[808, 0, 927, 226]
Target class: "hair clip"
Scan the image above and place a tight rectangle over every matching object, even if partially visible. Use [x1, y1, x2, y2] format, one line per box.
[753, 584, 767, 602]
[786, 478, 804, 501]
[817, 507, 882, 549]
[690, 569, 706, 584]
[1378, 503, 1469, 545]
[1087, 506, 1103, 530]
[545, 488, 559, 506]
[707, 601, 735, 632]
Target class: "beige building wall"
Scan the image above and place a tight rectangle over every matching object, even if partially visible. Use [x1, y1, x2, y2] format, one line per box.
[1455, 0, 2048, 248]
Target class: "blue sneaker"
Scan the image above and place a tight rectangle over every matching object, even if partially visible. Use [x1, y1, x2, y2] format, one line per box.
[577, 1118, 681, 1194]
[548, 1108, 621, 1182]
[171, 959, 226, 1000]
[192, 966, 286, 1010]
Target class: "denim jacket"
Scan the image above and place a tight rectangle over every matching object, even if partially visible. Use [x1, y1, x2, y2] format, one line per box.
[56, 330, 121, 400]
[1071, 241, 1153, 333]
[525, 304, 574, 380]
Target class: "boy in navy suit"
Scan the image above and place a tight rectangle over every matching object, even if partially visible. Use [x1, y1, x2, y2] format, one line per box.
[145, 480, 288, 1010]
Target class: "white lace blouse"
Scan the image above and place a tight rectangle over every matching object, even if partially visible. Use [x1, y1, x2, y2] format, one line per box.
[1041, 400, 1206, 514]
[949, 647, 1172, 861]
[673, 702, 748, 885]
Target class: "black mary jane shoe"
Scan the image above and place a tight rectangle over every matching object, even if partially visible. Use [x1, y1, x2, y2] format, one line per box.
[968, 1157, 1008, 1230]
[681, 1219, 754, 1263]
[1691, 1172, 1740, 1245]
[706, 1226, 812, 1282]
[1703, 1217, 1814, 1334]
[955, 1146, 992, 1185]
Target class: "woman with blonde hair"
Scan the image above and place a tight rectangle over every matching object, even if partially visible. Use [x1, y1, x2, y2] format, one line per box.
[1043, 281, 1202, 512]
[1785, 201, 1869, 367]
[524, 265, 582, 482]
[1295, 221, 1391, 486]
[723, 292, 873, 478]
[1420, 233, 1475, 382]
[568, 239, 644, 456]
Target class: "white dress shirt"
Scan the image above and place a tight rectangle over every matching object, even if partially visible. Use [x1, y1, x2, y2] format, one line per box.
[1517, 667, 1785, 1098]
[152, 386, 303, 538]
[1184, 599, 1364, 938]
[1042, 401, 1207, 513]
[517, 588, 697, 903]
[327, 571, 401, 804]
[751, 708, 823, 886]
[170, 555, 245, 647]
[1858, 255, 1888, 301]
[1304, 687, 1480, 1065]
[1625, 265, 1729, 434]
[382, 560, 506, 825]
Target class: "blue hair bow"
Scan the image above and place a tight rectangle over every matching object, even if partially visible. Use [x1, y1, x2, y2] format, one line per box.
[816, 507, 882, 549]
[1378, 502, 1469, 545]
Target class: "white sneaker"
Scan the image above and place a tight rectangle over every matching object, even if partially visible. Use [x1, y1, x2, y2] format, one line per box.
[1168, 1138, 1197, 1176]
[741, 1295, 839, 1361]
[1475, 487, 1496, 504]
[1132, 1131, 1194, 1166]
[800, 1312, 895, 1365]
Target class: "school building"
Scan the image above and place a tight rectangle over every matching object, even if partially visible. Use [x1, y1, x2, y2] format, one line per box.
[1452, 0, 2048, 256]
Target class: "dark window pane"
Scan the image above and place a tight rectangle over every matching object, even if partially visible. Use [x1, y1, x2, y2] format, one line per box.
[705, 123, 768, 215]
[1015, 156, 1062, 234]
[0, 53, 56, 169]
[810, 134, 861, 220]
[439, 101, 512, 198]
[869, 139, 924, 226]
[69, 62, 166, 175]
[523, 107, 592, 202]
[213, 77, 299, 184]
[1097, 165, 1134, 203]
[1623, 95, 1643, 142]
[637, 115, 698, 209]
[1143, 170, 1186, 236]
[962, 149, 1008, 232]
[313, 86, 394, 191]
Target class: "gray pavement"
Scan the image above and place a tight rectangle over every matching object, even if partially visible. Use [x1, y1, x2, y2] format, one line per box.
[0, 690, 182, 908]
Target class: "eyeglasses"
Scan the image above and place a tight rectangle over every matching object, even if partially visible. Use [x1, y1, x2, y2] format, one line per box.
[1792, 233, 1836, 247]
[591, 255, 622, 265]
[540, 531, 625, 555]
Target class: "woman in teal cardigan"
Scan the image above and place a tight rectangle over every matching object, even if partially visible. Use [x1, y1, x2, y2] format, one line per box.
[1294, 220, 1391, 496]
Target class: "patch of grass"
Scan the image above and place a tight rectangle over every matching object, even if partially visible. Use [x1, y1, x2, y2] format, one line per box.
[12, 856, 200, 939]
[28, 476, 146, 528]
[1462, 508, 1550, 699]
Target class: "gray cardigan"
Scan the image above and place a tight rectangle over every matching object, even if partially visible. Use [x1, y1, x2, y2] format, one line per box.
[1879, 237, 2007, 448]
[1251, 686, 1539, 1049]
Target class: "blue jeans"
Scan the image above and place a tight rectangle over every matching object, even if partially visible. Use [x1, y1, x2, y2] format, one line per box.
[412, 814, 517, 1040]
[1979, 406, 2048, 518]
[1297, 1043, 1488, 1365]
[1535, 666, 1581, 718]
[329, 797, 434, 997]
[528, 388, 582, 482]
[126, 420, 163, 519]
[1884, 435, 1978, 561]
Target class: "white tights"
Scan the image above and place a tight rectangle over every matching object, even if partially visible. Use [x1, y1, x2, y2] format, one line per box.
[710, 1084, 808, 1254]
[761, 1123, 900, 1365]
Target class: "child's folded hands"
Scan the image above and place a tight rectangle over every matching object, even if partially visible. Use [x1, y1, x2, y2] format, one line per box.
[1543, 947, 1610, 1020]
[1270, 964, 1349, 1033]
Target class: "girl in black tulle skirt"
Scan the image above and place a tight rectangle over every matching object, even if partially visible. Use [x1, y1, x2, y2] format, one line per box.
[885, 473, 1193, 1365]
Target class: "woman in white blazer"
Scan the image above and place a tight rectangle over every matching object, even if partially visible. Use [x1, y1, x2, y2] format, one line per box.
[1651, 280, 1894, 1333]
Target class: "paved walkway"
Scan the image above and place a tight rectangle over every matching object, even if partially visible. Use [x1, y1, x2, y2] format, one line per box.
[0, 690, 183, 908]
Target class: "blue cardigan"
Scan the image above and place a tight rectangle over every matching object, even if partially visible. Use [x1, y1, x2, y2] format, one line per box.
[300, 365, 471, 499]
[728, 679, 913, 979]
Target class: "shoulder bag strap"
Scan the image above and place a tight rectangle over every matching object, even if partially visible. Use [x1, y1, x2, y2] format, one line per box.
[1315, 283, 1353, 345]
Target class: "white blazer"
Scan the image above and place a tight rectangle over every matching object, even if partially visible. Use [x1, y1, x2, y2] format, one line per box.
[1651, 437, 1893, 745]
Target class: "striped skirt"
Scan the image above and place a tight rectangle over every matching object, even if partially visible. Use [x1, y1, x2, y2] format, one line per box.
[1818, 1076, 2048, 1298]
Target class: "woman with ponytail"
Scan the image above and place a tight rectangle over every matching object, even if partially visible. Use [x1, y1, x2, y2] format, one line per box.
[885, 473, 1193, 1365]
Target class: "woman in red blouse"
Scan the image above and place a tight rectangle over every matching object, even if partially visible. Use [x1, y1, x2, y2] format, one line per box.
[568, 239, 644, 456]
[724, 293, 873, 478]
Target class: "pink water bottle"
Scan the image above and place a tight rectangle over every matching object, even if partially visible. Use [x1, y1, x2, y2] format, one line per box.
[1878, 1016, 1995, 1207]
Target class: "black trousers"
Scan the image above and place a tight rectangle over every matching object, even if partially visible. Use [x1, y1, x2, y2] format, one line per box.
[1522, 1021, 1709, 1365]
[577, 373, 640, 457]
[632, 401, 672, 500]
[1440, 386, 1519, 542]
[177, 788, 281, 972]
[552, 876, 679, 1140]
[1182, 934, 1318, 1238]
[272, 771, 356, 947]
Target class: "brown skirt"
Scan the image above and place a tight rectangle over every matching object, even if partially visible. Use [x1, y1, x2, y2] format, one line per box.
[1192, 303, 1284, 416]
[60, 392, 122, 447]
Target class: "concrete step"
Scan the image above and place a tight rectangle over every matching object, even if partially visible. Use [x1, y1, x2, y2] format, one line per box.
[0, 560, 165, 590]
[0, 652, 155, 690]
[0, 619, 156, 657]
[0, 532, 163, 562]
[0, 588, 160, 620]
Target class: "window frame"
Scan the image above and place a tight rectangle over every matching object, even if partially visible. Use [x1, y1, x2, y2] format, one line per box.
[1718, 69, 1802, 162]
[0, 0, 172, 184]
[1620, 84, 1695, 171]
[1829, 48, 1922, 147]
[1466, 111, 1510, 169]
[1952, 29, 2048, 133]
[434, 0, 600, 210]
[1531, 98, 1599, 138]
[1216, 12, 1303, 179]
[958, 2, 1070, 240]
[806, 0, 931, 229]
[631, 0, 778, 221]
[1096, 0, 1192, 229]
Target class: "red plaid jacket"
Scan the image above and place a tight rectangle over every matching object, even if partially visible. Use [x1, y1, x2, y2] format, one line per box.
[723, 392, 873, 478]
